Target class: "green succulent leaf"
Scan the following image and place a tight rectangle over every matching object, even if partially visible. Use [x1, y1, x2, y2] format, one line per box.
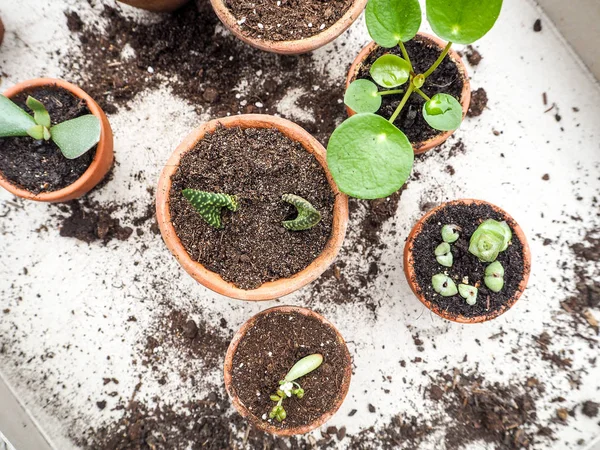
[484, 260, 505, 292]
[441, 224, 460, 243]
[435, 242, 451, 256]
[365, 0, 422, 47]
[270, 395, 281, 402]
[26, 96, 51, 128]
[423, 93, 463, 131]
[50, 114, 101, 159]
[426, 0, 503, 45]
[469, 219, 511, 262]
[345, 79, 382, 114]
[26, 125, 45, 140]
[281, 194, 321, 231]
[370, 54, 411, 88]
[327, 114, 414, 199]
[0, 95, 37, 137]
[285, 354, 323, 382]
[458, 284, 478, 305]
[182, 189, 239, 229]
[432, 274, 458, 296]
[484, 275, 504, 292]
[436, 253, 453, 267]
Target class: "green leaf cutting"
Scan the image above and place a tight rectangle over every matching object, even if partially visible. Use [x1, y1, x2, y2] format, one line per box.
[182, 189, 239, 229]
[281, 194, 321, 231]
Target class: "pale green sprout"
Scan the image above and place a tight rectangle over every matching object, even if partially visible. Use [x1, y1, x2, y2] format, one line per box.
[432, 274, 458, 296]
[484, 261, 505, 292]
[458, 284, 478, 305]
[441, 224, 460, 243]
[468, 219, 512, 262]
[435, 242, 453, 267]
[269, 354, 323, 423]
[282, 194, 321, 231]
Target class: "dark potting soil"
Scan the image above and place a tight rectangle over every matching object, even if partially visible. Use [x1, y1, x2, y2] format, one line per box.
[224, 0, 352, 42]
[230, 310, 351, 429]
[355, 35, 464, 149]
[169, 126, 335, 290]
[410, 202, 526, 319]
[0, 86, 97, 194]
[468, 87, 488, 117]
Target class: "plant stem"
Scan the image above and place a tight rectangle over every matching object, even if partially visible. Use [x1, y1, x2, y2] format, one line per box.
[389, 84, 414, 124]
[398, 41, 413, 71]
[423, 42, 452, 79]
[377, 89, 404, 96]
[415, 88, 431, 102]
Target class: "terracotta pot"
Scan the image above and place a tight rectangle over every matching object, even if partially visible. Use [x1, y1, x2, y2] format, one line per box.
[403, 199, 531, 323]
[209, 0, 368, 55]
[156, 114, 349, 301]
[0, 17, 5, 46]
[0, 78, 114, 203]
[224, 305, 352, 436]
[117, 0, 189, 12]
[345, 33, 471, 155]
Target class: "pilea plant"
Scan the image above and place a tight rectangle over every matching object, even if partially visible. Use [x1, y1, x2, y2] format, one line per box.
[432, 218, 511, 305]
[268, 354, 323, 423]
[0, 95, 101, 159]
[327, 0, 502, 199]
[183, 190, 322, 231]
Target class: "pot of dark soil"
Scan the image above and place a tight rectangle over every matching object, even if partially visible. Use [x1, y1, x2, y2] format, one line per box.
[156, 114, 349, 301]
[117, 0, 189, 12]
[209, 0, 368, 55]
[403, 199, 531, 323]
[0, 78, 114, 202]
[224, 305, 352, 435]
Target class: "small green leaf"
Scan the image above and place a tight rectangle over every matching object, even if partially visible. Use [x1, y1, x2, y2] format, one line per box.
[432, 274, 458, 296]
[370, 54, 411, 88]
[484, 275, 504, 292]
[26, 96, 51, 128]
[441, 224, 460, 243]
[281, 194, 321, 231]
[26, 125, 45, 140]
[426, 0, 503, 45]
[285, 354, 323, 382]
[365, 0, 422, 47]
[270, 395, 281, 402]
[0, 95, 36, 137]
[434, 242, 450, 256]
[43, 126, 51, 141]
[327, 114, 414, 199]
[50, 114, 101, 159]
[485, 261, 504, 278]
[182, 189, 239, 229]
[423, 94, 463, 131]
[276, 408, 287, 422]
[344, 79, 382, 114]
[436, 253, 453, 267]
[458, 284, 478, 305]
[469, 219, 511, 262]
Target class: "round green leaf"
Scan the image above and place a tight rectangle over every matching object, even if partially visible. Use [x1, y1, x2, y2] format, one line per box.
[327, 114, 414, 199]
[370, 54, 411, 88]
[365, 0, 422, 48]
[426, 0, 503, 45]
[344, 79, 382, 114]
[423, 93, 463, 131]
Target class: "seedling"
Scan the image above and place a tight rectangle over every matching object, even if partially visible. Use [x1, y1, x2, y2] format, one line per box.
[435, 242, 452, 267]
[0, 95, 101, 159]
[458, 284, 478, 305]
[327, 0, 502, 199]
[269, 354, 323, 422]
[183, 189, 239, 229]
[282, 194, 321, 231]
[469, 219, 511, 262]
[484, 261, 505, 292]
[432, 273, 457, 297]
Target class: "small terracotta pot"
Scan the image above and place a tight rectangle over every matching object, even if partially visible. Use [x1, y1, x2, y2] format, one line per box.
[224, 305, 352, 436]
[0, 17, 5, 46]
[156, 114, 349, 301]
[209, 0, 368, 55]
[117, 0, 189, 12]
[345, 33, 471, 155]
[403, 199, 531, 323]
[0, 78, 114, 203]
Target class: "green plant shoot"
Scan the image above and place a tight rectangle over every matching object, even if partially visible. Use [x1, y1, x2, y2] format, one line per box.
[0, 95, 101, 159]
[281, 194, 321, 231]
[432, 273, 457, 297]
[269, 354, 323, 423]
[441, 224, 460, 243]
[435, 242, 453, 267]
[182, 189, 239, 229]
[484, 260, 505, 292]
[328, 0, 502, 199]
[469, 219, 511, 262]
[458, 283, 478, 305]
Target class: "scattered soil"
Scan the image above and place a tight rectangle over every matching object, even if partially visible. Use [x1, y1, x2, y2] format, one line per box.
[465, 45, 483, 66]
[354, 35, 464, 149]
[230, 310, 351, 430]
[467, 87, 488, 117]
[224, 0, 352, 42]
[0, 85, 96, 194]
[533, 19, 542, 32]
[410, 202, 527, 319]
[169, 126, 335, 290]
[582, 401, 599, 418]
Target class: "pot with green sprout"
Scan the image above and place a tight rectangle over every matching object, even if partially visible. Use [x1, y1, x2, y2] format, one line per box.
[327, 0, 502, 200]
[403, 199, 531, 323]
[224, 306, 352, 435]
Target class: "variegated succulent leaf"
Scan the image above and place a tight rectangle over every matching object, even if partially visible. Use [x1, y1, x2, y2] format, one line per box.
[281, 194, 321, 231]
[182, 189, 238, 229]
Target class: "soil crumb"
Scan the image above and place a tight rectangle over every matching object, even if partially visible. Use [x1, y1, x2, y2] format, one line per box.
[465, 45, 483, 66]
[467, 87, 488, 117]
[534, 19, 542, 32]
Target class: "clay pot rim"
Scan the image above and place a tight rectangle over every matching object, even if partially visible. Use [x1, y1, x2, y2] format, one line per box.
[345, 32, 471, 155]
[0, 78, 113, 202]
[223, 305, 352, 436]
[403, 199, 532, 324]
[209, 0, 369, 55]
[155, 114, 349, 301]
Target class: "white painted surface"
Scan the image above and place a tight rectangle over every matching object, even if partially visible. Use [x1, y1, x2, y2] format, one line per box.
[0, 0, 599, 449]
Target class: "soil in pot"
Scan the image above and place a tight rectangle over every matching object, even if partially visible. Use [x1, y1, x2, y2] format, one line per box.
[0, 85, 97, 194]
[230, 310, 351, 430]
[169, 125, 335, 290]
[224, 0, 352, 42]
[354, 35, 464, 148]
[410, 202, 525, 319]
